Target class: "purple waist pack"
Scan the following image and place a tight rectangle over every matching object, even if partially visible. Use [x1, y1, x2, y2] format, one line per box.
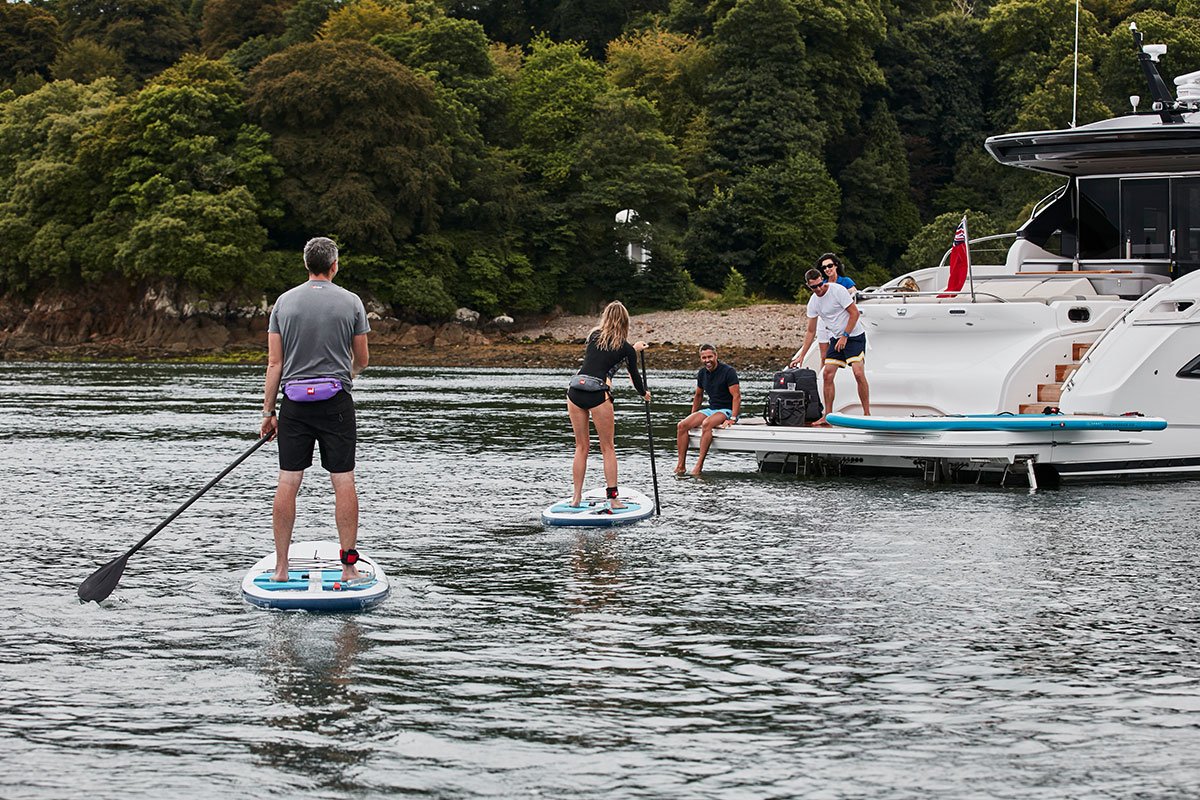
[283, 378, 343, 402]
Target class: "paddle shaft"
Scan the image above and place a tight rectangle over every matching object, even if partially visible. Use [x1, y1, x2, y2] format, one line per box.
[640, 351, 662, 515]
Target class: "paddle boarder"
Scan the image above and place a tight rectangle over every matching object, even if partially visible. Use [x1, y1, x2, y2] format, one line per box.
[675, 344, 740, 476]
[260, 237, 370, 584]
[566, 301, 650, 509]
[790, 268, 871, 419]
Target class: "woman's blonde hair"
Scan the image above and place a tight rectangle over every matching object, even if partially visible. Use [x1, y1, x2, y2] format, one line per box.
[591, 301, 629, 351]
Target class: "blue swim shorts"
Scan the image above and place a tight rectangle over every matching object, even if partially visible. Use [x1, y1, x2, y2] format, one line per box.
[701, 408, 733, 418]
[824, 333, 866, 367]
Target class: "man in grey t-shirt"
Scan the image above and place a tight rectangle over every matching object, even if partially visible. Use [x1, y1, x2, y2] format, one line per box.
[260, 237, 370, 584]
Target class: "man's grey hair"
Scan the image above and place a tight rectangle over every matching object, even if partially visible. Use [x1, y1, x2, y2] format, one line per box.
[699, 343, 717, 354]
[303, 237, 339, 276]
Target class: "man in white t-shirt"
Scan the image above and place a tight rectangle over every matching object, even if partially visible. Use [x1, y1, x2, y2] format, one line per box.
[789, 268, 871, 419]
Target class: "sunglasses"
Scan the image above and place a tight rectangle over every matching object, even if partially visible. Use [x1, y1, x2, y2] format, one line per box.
[807, 280, 827, 290]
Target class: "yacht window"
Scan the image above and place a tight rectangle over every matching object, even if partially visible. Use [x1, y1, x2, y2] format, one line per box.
[1078, 178, 1119, 259]
[1176, 354, 1200, 378]
[1121, 178, 1170, 258]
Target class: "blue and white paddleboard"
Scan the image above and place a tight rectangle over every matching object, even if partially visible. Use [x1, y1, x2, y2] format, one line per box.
[241, 540, 390, 612]
[542, 487, 655, 527]
[827, 412, 1168, 432]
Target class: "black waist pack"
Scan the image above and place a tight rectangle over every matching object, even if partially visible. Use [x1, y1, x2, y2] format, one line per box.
[770, 368, 823, 421]
[764, 389, 809, 426]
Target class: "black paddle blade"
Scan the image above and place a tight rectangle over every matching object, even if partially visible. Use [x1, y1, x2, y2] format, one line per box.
[77, 553, 129, 603]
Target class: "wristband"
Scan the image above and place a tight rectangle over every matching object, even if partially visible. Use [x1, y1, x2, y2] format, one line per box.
[262, 410, 276, 418]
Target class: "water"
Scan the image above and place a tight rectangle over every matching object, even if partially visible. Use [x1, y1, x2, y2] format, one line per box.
[2, 362, 1200, 799]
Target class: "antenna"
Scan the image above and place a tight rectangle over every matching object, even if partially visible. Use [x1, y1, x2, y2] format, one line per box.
[1071, 0, 1080, 127]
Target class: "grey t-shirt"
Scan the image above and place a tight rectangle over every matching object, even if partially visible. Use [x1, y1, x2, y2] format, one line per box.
[268, 279, 370, 391]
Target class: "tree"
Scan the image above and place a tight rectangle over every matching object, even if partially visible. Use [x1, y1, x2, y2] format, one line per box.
[983, 0, 1103, 131]
[50, 39, 130, 86]
[319, 0, 412, 41]
[201, 0, 294, 56]
[58, 0, 196, 81]
[899, 209, 1003, 273]
[0, 79, 119, 290]
[703, 0, 821, 183]
[511, 36, 607, 186]
[837, 103, 920, 270]
[246, 40, 451, 254]
[606, 27, 712, 148]
[685, 151, 840, 295]
[0, 3, 61, 82]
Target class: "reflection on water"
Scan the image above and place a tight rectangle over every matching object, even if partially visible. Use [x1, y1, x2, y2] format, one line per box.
[2, 362, 1200, 798]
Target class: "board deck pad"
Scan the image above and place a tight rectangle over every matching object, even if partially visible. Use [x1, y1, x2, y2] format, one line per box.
[542, 487, 655, 527]
[826, 412, 1168, 432]
[241, 541, 390, 611]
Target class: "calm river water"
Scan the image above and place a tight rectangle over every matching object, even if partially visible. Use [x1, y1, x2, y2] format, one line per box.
[2, 362, 1200, 799]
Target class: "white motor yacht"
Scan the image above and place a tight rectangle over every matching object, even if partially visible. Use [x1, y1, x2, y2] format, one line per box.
[690, 24, 1200, 488]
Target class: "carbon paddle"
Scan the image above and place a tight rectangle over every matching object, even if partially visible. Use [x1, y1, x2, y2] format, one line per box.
[640, 350, 662, 515]
[77, 433, 272, 603]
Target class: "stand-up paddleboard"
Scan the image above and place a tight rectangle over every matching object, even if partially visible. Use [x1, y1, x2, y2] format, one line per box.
[827, 412, 1167, 432]
[242, 540, 390, 612]
[542, 487, 655, 527]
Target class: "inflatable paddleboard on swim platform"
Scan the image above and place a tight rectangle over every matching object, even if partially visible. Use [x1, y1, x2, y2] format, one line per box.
[242, 540, 390, 612]
[542, 487, 655, 527]
[826, 412, 1168, 432]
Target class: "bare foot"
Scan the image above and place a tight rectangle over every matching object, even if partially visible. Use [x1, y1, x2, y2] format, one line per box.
[270, 569, 290, 583]
[610, 499, 627, 510]
[689, 467, 703, 477]
[570, 496, 583, 507]
[673, 466, 687, 475]
[342, 566, 362, 582]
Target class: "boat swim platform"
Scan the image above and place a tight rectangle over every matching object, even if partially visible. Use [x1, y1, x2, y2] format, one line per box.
[685, 418, 1166, 488]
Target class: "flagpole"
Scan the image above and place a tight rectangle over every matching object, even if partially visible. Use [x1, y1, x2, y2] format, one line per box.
[964, 215, 976, 303]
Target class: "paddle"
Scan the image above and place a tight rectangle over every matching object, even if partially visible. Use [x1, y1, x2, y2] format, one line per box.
[639, 350, 662, 515]
[77, 433, 272, 603]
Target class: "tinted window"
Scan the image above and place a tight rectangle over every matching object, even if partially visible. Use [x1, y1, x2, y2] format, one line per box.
[1078, 178, 1119, 259]
[1177, 354, 1200, 378]
[1122, 178, 1170, 258]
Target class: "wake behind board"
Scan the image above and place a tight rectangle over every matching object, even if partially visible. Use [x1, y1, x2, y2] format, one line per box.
[827, 412, 1167, 433]
[241, 540, 390, 612]
[542, 487, 654, 527]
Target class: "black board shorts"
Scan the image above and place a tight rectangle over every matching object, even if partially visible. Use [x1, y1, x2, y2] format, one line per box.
[278, 391, 356, 473]
[567, 386, 612, 410]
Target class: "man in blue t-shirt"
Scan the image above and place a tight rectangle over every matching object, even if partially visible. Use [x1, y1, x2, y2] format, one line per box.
[675, 344, 741, 476]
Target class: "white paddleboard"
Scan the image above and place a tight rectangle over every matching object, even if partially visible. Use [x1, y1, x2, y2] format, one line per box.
[241, 540, 390, 612]
[542, 487, 655, 527]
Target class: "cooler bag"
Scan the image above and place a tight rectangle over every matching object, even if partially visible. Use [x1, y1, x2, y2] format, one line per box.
[770, 368, 823, 422]
[764, 389, 809, 426]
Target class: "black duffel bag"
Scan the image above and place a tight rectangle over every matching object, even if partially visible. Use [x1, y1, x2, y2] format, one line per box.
[764, 389, 809, 426]
[770, 367, 823, 422]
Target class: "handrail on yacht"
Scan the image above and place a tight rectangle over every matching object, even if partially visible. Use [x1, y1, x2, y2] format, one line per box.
[938, 232, 1017, 269]
[1063, 282, 1169, 392]
[859, 290, 1008, 303]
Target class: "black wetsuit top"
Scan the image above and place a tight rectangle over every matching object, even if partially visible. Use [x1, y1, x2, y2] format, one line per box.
[579, 333, 646, 395]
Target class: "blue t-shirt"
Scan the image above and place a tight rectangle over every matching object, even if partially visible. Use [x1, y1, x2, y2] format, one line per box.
[836, 276, 856, 291]
[696, 363, 739, 410]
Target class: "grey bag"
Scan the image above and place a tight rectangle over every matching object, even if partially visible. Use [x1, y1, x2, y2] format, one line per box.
[569, 374, 607, 392]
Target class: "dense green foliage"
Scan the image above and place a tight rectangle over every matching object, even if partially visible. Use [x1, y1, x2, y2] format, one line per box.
[0, 0, 1188, 317]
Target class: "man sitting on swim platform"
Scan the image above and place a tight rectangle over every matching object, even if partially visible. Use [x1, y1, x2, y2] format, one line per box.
[675, 344, 740, 476]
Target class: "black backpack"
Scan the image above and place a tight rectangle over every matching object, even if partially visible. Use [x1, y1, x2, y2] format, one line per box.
[766, 368, 823, 423]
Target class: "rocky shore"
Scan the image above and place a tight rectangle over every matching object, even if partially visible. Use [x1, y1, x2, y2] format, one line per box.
[0, 284, 803, 370]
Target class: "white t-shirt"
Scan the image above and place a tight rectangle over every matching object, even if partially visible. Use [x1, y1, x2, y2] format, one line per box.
[807, 282, 864, 338]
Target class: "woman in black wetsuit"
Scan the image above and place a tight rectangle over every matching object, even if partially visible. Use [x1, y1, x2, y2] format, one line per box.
[566, 301, 650, 508]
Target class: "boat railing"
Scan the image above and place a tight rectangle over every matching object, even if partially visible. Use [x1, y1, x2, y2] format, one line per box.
[860, 290, 1009, 303]
[938, 233, 1017, 269]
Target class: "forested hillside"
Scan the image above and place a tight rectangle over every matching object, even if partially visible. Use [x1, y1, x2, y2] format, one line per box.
[2, 0, 1198, 319]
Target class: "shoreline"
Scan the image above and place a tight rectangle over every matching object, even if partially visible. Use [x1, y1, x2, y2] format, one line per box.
[3, 341, 797, 371]
[2, 303, 806, 371]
